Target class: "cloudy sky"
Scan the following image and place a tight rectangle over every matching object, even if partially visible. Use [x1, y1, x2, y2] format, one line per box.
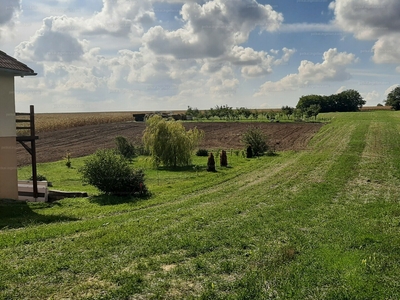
[0, 0, 399, 113]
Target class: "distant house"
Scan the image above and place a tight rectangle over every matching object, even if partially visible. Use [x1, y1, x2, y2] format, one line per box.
[0, 51, 36, 200]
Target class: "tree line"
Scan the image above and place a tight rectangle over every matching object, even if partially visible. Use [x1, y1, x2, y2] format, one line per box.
[296, 89, 366, 113]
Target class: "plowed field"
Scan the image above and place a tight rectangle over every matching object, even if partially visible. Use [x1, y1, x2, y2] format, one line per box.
[16, 121, 323, 166]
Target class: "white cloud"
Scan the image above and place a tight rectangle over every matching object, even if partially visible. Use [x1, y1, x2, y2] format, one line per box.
[83, 0, 156, 38]
[330, 0, 400, 66]
[336, 86, 347, 93]
[0, 0, 20, 25]
[226, 46, 296, 78]
[0, 0, 21, 38]
[143, 0, 283, 59]
[384, 84, 400, 96]
[255, 48, 358, 95]
[14, 16, 85, 62]
[362, 90, 380, 105]
[279, 22, 340, 33]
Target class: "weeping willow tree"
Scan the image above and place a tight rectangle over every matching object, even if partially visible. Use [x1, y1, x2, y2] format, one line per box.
[142, 115, 204, 167]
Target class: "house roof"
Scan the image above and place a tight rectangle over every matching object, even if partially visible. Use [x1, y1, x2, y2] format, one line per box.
[0, 51, 37, 77]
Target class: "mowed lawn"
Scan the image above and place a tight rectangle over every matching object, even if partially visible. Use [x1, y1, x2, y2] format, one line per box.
[1, 111, 400, 299]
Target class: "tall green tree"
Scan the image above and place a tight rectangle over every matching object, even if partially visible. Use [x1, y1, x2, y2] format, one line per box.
[281, 106, 294, 119]
[142, 115, 204, 167]
[297, 90, 365, 113]
[305, 104, 321, 120]
[335, 89, 365, 112]
[385, 86, 400, 110]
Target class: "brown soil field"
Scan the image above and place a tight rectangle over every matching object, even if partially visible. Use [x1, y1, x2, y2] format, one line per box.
[16, 121, 324, 166]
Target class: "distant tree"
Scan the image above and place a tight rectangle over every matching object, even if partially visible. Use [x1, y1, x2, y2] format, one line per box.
[186, 106, 200, 118]
[241, 126, 269, 157]
[281, 106, 295, 119]
[335, 89, 365, 112]
[293, 108, 303, 120]
[385, 86, 400, 110]
[251, 109, 259, 119]
[297, 95, 325, 112]
[142, 115, 204, 167]
[377, 103, 383, 107]
[297, 90, 365, 113]
[305, 104, 321, 120]
[236, 107, 252, 119]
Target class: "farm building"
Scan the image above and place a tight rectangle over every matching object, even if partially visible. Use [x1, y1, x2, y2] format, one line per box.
[0, 51, 37, 200]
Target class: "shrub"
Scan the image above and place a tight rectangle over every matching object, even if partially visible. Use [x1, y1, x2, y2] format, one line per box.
[207, 153, 216, 172]
[241, 126, 269, 157]
[143, 115, 204, 167]
[220, 150, 228, 167]
[115, 136, 136, 160]
[136, 144, 151, 156]
[196, 149, 209, 156]
[79, 149, 149, 197]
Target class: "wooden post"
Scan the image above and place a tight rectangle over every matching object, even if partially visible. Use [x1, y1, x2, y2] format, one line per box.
[30, 105, 38, 199]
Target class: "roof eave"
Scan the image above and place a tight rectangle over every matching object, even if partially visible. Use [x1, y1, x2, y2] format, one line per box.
[0, 68, 37, 77]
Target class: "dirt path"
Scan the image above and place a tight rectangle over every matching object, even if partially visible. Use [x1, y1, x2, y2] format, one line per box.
[16, 121, 323, 166]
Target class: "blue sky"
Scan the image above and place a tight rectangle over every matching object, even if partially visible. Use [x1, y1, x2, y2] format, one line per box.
[0, 0, 399, 112]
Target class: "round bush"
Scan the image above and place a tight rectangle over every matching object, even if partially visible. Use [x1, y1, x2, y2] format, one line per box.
[196, 149, 209, 156]
[79, 149, 149, 197]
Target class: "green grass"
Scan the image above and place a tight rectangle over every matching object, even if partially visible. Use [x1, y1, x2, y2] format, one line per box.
[1, 110, 400, 299]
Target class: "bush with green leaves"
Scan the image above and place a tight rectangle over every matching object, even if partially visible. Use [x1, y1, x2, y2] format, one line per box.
[143, 115, 204, 167]
[115, 136, 136, 160]
[241, 126, 269, 157]
[79, 149, 149, 197]
[196, 149, 209, 156]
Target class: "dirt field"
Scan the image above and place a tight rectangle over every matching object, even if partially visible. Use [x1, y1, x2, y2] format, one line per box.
[16, 121, 323, 166]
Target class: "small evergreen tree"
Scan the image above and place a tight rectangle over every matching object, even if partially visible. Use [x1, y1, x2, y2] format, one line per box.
[207, 153, 216, 172]
[220, 150, 228, 167]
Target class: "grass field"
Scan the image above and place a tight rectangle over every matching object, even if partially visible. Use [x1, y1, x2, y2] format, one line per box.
[1, 110, 400, 299]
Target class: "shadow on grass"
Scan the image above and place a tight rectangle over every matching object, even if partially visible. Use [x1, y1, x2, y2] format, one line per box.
[156, 164, 233, 172]
[0, 199, 79, 230]
[89, 193, 151, 206]
[156, 165, 201, 172]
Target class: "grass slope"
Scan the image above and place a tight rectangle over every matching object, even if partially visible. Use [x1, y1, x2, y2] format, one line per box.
[1, 111, 400, 299]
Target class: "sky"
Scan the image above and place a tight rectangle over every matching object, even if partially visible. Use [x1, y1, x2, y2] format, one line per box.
[0, 0, 399, 113]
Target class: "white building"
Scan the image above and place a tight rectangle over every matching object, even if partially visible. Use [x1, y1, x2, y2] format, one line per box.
[0, 51, 36, 200]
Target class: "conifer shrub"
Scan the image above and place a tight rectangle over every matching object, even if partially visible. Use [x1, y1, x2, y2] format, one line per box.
[220, 150, 228, 167]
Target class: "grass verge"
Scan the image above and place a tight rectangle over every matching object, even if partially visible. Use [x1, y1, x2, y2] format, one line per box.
[1, 110, 400, 299]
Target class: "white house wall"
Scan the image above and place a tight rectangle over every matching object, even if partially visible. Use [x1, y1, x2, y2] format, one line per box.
[0, 73, 18, 199]
[0, 74, 16, 137]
